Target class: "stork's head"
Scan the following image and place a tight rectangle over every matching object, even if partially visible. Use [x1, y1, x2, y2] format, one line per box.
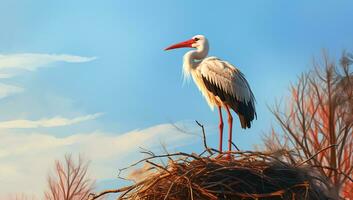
[165, 35, 209, 52]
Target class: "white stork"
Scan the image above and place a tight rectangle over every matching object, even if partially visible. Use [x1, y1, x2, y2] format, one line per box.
[165, 35, 256, 154]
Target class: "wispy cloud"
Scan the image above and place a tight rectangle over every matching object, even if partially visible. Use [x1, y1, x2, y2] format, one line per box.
[0, 53, 96, 99]
[0, 113, 103, 129]
[0, 123, 197, 198]
[0, 74, 14, 79]
[0, 53, 96, 71]
[0, 83, 24, 99]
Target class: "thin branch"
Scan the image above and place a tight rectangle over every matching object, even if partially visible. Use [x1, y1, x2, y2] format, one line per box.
[89, 185, 136, 200]
[296, 144, 337, 167]
[195, 120, 213, 155]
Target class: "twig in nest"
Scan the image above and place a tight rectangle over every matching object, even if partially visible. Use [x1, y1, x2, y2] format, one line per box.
[145, 160, 171, 174]
[230, 140, 240, 151]
[88, 185, 135, 200]
[139, 147, 155, 157]
[119, 152, 203, 172]
[195, 120, 213, 155]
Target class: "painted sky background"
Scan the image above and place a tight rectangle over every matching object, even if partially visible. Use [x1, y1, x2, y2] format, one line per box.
[0, 0, 353, 198]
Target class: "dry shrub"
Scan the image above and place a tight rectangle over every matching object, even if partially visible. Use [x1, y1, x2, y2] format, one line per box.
[45, 154, 94, 200]
[264, 51, 353, 198]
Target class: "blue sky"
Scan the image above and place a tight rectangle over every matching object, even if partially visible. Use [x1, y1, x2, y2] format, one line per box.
[0, 0, 353, 198]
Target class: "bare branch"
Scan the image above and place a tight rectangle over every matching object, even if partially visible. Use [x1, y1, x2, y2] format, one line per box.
[44, 154, 94, 200]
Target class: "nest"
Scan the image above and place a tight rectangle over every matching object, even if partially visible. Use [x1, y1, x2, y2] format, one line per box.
[91, 150, 334, 200]
[90, 123, 335, 200]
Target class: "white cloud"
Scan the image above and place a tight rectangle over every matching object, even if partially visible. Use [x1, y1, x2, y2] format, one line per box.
[0, 83, 24, 99]
[0, 123, 197, 198]
[0, 74, 14, 79]
[0, 53, 96, 71]
[0, 113, 103, 129]
[0, 53, 96, 99]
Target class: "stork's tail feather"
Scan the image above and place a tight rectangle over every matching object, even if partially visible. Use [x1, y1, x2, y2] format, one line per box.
[239, 114, 251, 129]
[234, 100, 256, 129]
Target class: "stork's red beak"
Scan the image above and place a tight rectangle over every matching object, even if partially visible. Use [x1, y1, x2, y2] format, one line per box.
[164, 39, 195, 51]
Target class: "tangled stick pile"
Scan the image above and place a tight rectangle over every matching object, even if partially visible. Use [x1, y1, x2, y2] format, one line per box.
[90, 123, 335, 200]
[90, 150, 335, 200]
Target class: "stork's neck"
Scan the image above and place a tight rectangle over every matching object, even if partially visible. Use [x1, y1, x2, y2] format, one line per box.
[183, 45, 209, 77]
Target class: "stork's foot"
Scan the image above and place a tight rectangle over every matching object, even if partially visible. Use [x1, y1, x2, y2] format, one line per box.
[224, 153, 232, 161]
[216, 151, 233, 161]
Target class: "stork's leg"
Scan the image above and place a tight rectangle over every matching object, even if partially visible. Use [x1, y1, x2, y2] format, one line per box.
[218, 106, 224, 153]
[225, 105, 233, 155]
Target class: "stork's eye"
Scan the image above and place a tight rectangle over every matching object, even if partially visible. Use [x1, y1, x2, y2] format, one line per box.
[194, 37, 199, 41]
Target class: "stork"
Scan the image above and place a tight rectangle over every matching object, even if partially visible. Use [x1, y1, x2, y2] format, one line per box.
[165, 35, 256, 154]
